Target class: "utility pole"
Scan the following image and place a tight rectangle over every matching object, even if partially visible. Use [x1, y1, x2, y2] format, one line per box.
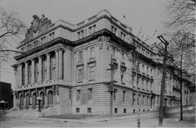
[180, 46, 183, 121]
[107, 55, 118, 118]
[157, 35, 169, 126]
[132, 51, 141, 128]
[136, 55, 141, 128]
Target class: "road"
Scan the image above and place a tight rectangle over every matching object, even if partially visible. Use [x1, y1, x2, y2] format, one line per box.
[1, 107, 195, 128]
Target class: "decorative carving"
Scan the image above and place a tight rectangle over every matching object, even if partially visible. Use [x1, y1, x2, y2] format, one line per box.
[25, 14, 52, 42]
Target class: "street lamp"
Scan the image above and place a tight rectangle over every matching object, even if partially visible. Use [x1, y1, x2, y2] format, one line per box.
[37, 97, 42, 112]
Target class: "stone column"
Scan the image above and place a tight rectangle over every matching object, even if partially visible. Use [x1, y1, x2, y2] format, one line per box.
[25, 62, 28, 85]
[46, 53, 50, 80]
[19, 64, 22, 87]
[59, 49, 63, 79]
[31, 59, 35, 83]
[55, 50, 59, 79]
[14, 66, 18, 89]
[38, 56, 42, 82]
[13, 92, 17, 109]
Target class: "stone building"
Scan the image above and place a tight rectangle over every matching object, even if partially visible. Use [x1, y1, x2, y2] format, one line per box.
[12, 10, 194, 116]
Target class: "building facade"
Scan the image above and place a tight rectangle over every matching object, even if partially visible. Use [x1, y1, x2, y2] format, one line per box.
[12, 10, 195, 116]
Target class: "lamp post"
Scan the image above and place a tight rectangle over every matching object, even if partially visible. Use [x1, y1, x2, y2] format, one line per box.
[157, 35, 169, 126]
[37, 97, 42, 112]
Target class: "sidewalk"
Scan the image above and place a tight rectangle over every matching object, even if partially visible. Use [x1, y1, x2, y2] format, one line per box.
[34, 105, 194, 124]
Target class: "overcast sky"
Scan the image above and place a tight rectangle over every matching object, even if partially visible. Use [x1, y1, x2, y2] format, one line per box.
[1, 0, 166, 88]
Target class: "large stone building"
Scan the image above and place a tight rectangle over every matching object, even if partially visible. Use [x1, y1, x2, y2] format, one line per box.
[12, 10, 195, 116]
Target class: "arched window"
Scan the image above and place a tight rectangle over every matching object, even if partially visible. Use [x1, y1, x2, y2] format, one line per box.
[20, 94, 24, 109]
[48, 90, 53, 105]
[40, 92, 45, 108]
[32, 93, 37, 109]
[26, 94, 30, 109]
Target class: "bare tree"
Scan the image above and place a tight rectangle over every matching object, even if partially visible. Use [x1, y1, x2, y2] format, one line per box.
[164, 0, 195, 46]
[0, 7, 26, 63]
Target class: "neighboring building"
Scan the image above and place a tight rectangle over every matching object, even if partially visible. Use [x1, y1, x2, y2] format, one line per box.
[0, 81, 13, 109]
[12, 10, 195, 116]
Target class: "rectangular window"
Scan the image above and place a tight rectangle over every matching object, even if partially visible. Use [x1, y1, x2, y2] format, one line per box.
[88, 88, 92, 100]
[76, 90, 81, 101]
[124, 109, 126, 113]
[69, 89, 72, 99]
[133, 93, 135, 105]
[78, 68, 83, 82]
[90, 47, 95, 58]
[78, 51, 83, 61]
[89, 66, 95, 80]
[28, 64, 31, 84]
[123, 91, 126, 102]
[81, 30, 84, 38]
[22, 65, 25, 85]
[76, 108, 80, 113]
[87, 108, 92, 113]
[114, 108, 118, 113]
[121, 67, 125, 85]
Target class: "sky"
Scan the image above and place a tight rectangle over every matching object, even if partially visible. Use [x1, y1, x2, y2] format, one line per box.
[0, 0, 166, 89]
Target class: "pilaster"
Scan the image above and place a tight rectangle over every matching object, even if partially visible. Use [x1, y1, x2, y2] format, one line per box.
[31, 59, 35, 83]
[59, 49, 63, 79]
[46, 53, 50, 80]
[25, 62, 28, 85]
[55, 50, 59, 79]
[38, 56, 42, 82]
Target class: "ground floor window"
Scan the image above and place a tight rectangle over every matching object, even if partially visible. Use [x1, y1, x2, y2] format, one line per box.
[87, 108, 91, 113]
[48, 91, 53, 105]
[124, 109, 126, 113]
[114, 108, 118, 113]
[76, 108, 80, 113]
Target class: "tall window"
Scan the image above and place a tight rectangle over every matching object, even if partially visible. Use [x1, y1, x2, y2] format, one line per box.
[42, 58, 46, 81]
[28, 63, 31, 84]
[76, 89, 81, 101]
[88, 88, 92, 100]
[50, 55, 56, 80]
[121, 67, 126, 85]
[78, 68, 83, 82]
[132, 93, 135, 105]
[90, 47, 95, 59]
[123, 91, 126, 102]
[22, 65, 25, 85]
[78, 51, 83, 61]
[89, 66, 95, 80]
[35, 61, 39, 83]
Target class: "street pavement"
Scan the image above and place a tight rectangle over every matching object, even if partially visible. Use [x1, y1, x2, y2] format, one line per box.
[0, 106, 195, 128]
